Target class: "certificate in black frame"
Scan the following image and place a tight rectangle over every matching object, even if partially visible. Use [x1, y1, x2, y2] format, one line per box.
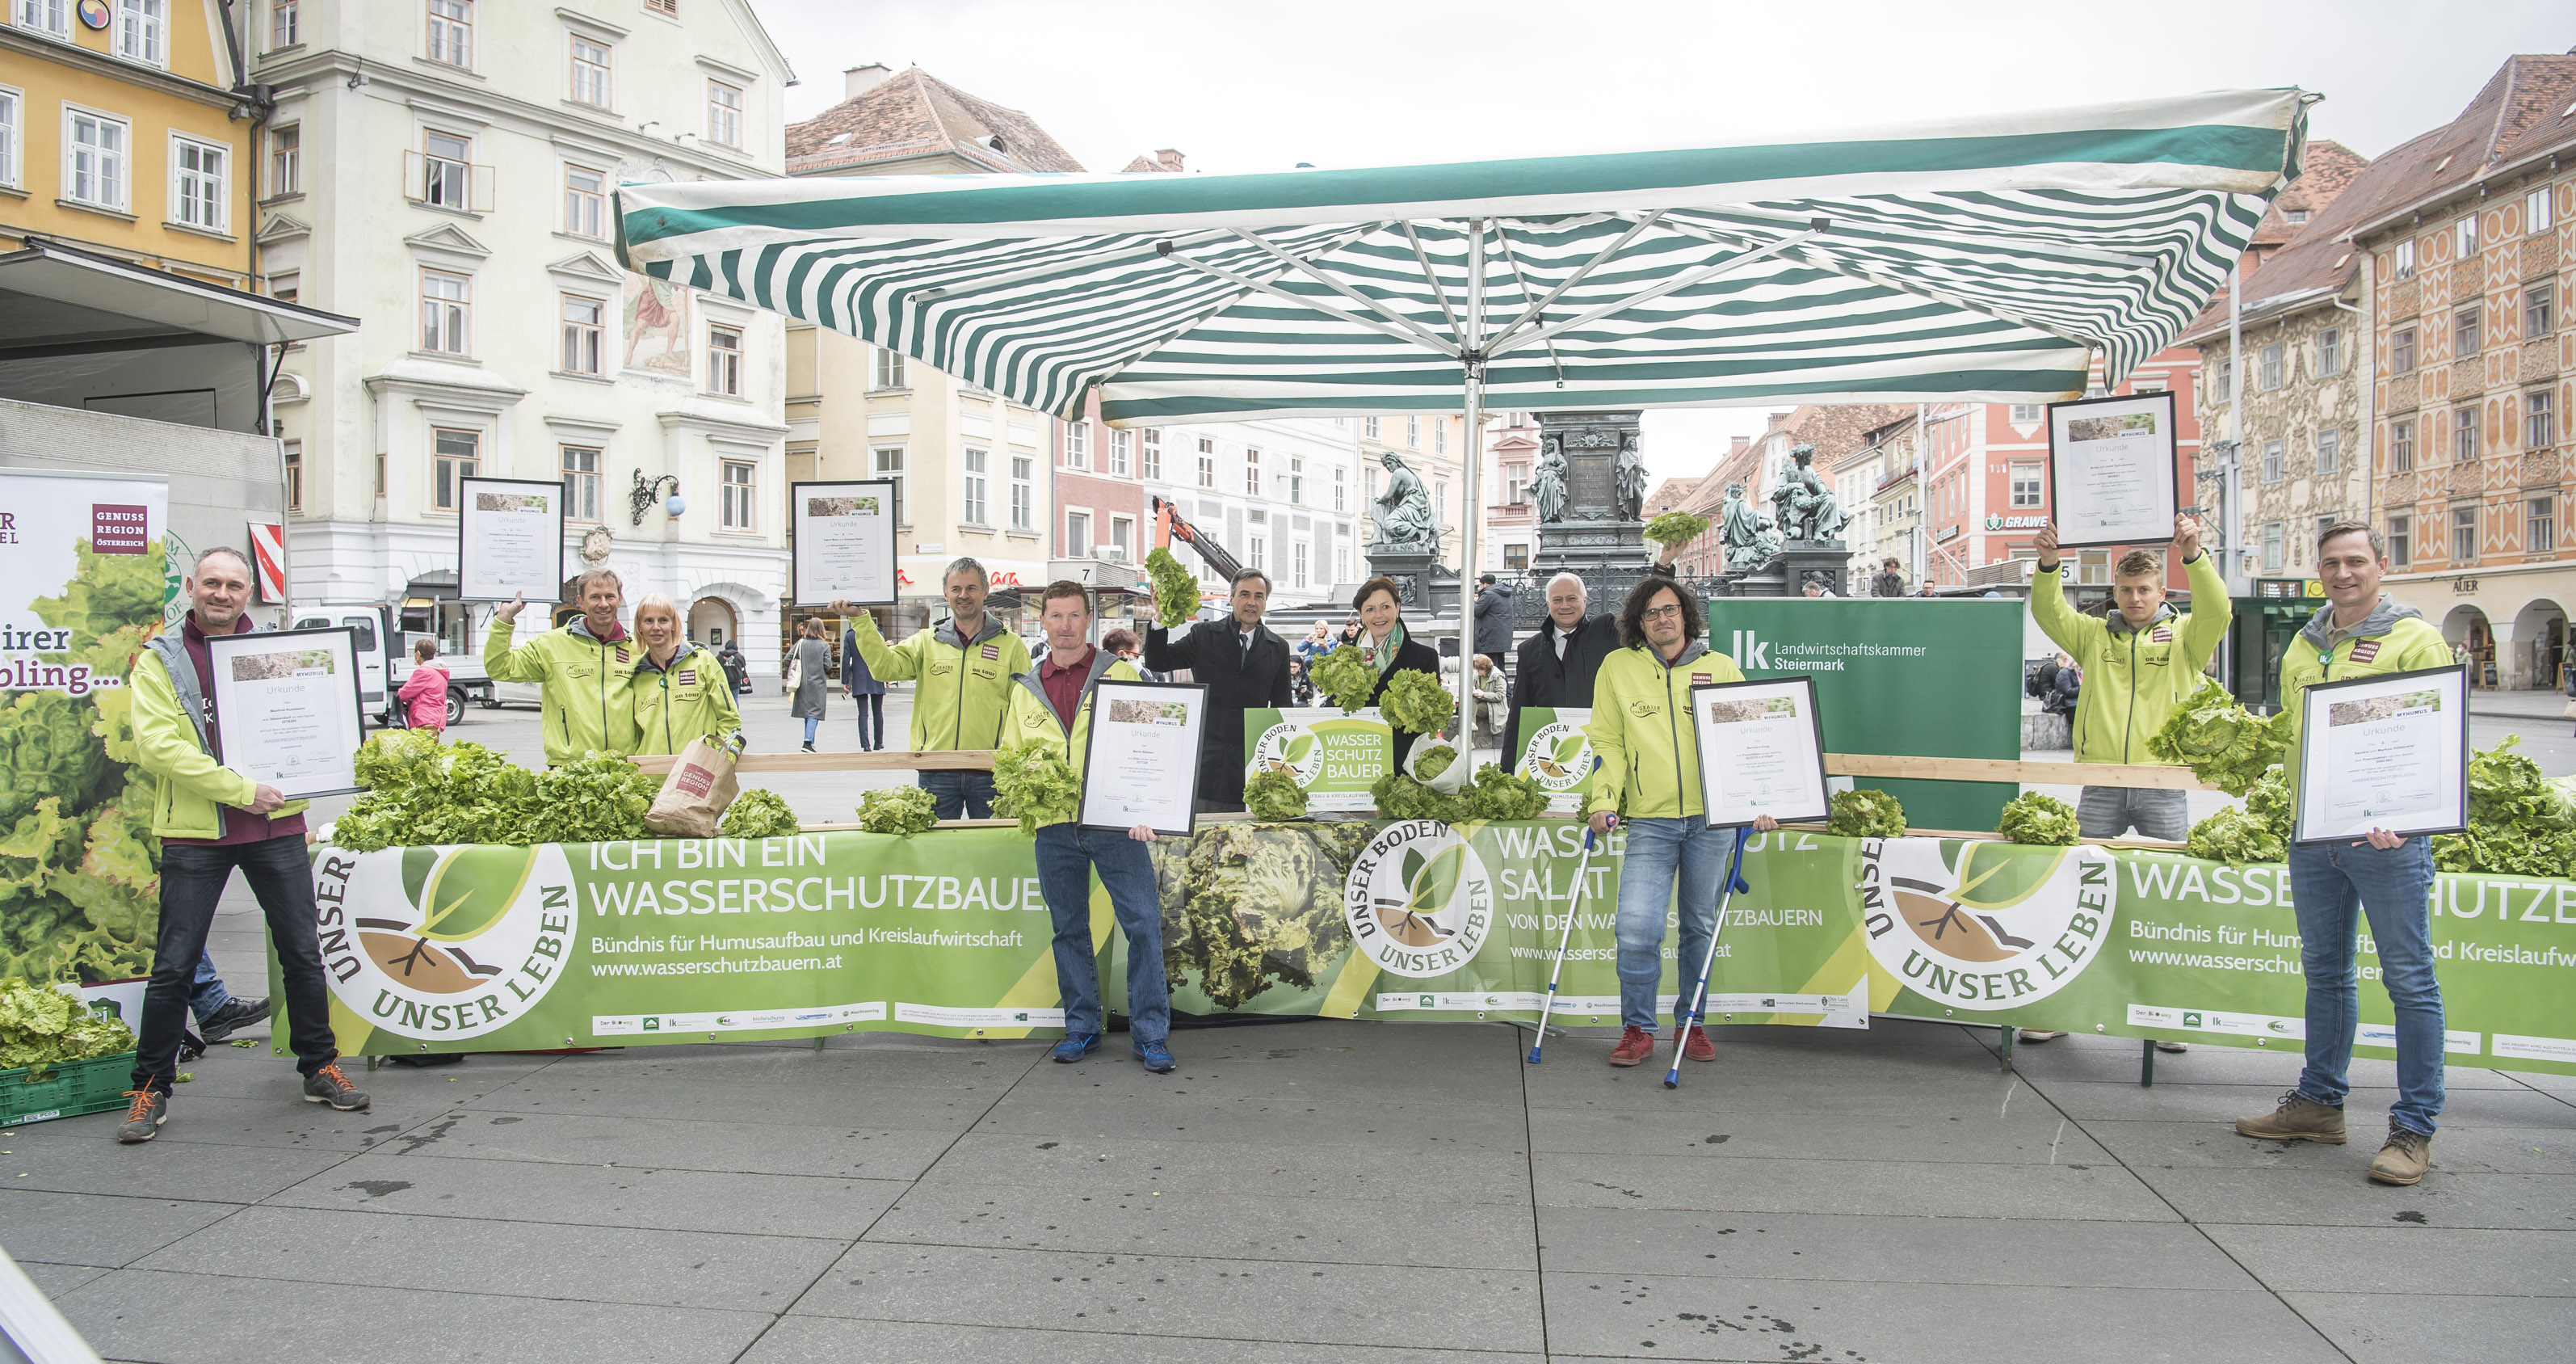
[2291, 663, 2471, 846]
[456, 475, 569, 604]
[203, 625, 369, 800]
[1689, 676, 1833, 829]
[1077, 677, 1208, 838]
[2042, 389, 2183, 552]
[788, 478, 900, 608]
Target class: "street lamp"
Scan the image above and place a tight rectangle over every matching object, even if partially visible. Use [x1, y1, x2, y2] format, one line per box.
[629, 472, 683, 526]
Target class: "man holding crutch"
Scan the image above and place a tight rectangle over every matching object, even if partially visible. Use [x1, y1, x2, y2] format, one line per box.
[1582, 577, 1775, 1068]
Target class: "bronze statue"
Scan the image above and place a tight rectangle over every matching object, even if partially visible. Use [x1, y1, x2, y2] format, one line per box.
[1768, 443, 1847, 544]
[1532, 436, 1569, 524]
[1718, 482, 1783, 574]
[1614, 431, 1647, 523]
[1371, 450, 1440, 557]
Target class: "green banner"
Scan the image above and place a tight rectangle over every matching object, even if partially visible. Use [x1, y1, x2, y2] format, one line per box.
[1244, 708, 1391, 812]
[291, 822, 2576, 1076]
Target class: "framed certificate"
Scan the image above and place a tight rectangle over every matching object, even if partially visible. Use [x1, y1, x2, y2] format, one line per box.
[204, 626, 367, 799]
[2293, 665, 2469, 845]
[791, 480, 898, 607]
[457, 477, 567, 603]
[2044, 390, 2181, 550]
[1691, 677, 1831, 829]
[1079, 679, 1208, 836]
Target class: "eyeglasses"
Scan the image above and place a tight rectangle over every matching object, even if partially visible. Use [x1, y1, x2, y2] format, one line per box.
[1641, 604, 1684, 621]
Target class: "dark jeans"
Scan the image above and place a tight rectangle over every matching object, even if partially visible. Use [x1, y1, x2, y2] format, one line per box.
[132, 836, 338, 1093]
[1032, 823, 1170, 1044]
[851, 692, 886, 749]
[918, 770, 996, 820]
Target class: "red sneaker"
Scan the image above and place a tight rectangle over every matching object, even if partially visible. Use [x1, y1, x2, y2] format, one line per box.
[1682, 1025, 1717, 1063]
[1609, 1025, 1655, 1067]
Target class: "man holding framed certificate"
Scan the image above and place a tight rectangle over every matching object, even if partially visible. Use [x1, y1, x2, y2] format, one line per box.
[2234, 521, 2455, 1186]
[1001, 581, 1175, 1075]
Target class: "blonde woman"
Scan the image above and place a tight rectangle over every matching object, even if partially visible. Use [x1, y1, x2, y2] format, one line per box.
[631, 594, 742, 756]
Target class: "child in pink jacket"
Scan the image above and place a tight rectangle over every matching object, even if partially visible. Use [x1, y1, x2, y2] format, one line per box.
[397, 638, 449, 735]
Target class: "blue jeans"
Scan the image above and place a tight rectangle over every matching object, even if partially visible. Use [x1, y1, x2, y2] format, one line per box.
[188, 950, 228, 1025]
[801, 716, 821, 743]
[1032, 823, 1170, 1045]
[1613, 817, 1729, 1032]
[2288, 838, 2444, 1135]
[918, 770, 996, 821]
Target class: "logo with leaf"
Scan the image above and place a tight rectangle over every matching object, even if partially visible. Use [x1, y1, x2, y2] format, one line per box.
[1343, 822, 1493, 976]
[1861, 837, 2112, 1011]
[1518, 721, 1593, 793]
[1245, 719, 1326, 786]
[327, 843, 574, 1040]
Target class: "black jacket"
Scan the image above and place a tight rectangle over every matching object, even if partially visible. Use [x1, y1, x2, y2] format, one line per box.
[1473, 585, 1514, 659]
[1337, 627, 1443, 766]
[1145, 618, 1292, 806]
[1506, 612, 1624, 759]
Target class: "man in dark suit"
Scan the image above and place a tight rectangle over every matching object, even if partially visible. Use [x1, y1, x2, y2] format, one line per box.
[1145, 568, 1292, 814]
[1507, 550, 1679, 761]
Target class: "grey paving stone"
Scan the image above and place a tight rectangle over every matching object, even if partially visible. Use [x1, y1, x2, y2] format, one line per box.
[2137, 1168, 2576, 1230]
[54, 1266, 771, 1364]
[2005, 1045, 2531, 1090]
[1538, 1206, 2255, 1289]
[2205, 1225, 2576, 1296]
[976, 1090, 1531, 1151]
[926, 1130, 1533, 1205]
[464, 1072, 1005, 1129]
[137, 1046, 557, 1104]
[1523, 1061, 2032, 1118]
[1, 1125, 347, 1202]
[134, 1204, 843, 1311]
[2086, 1118, 2576, 1174]
[1538, 1272, 2343, 1363]
[741, 1316, 1545, 1364]
[18, 1261, 107, 1297]
[379, 1109, 962, 1179]
[864, 1177, 1537, 1269]
[793, 1242, 1543, 1352]
[2027, 1079, 2576, 1126]
[105, 1094, 460, 1155]
[1533, 1151, 2178, 1222]
[1529, 1105, 2113, 1165]
[1008, 1035, 1527, 1109]
[0, 1190, 242, 1267]
[554, 1039, 1040, 1091]
[2282, 1290, 2576, 1363]
[263, 1150, 905, 1239]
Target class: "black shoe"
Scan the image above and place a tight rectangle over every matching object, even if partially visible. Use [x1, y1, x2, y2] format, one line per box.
[301, 1061, 371, 1111]
[116, 1088, 168, 1143]
[801, 741, 817, 753]
[198, 995, 271, 1044]
[177, 1029, 207, 1063]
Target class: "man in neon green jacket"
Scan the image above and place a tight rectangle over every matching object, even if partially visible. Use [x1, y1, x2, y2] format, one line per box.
[485, 569, 640, 766]
[998, 580, 1172, 1073]
[1582, 576, 1774, 1070]
[119, 548, 365, 1143]
[2236, 520, 2453, 1187]
[834, 557, 1032, 819]
[2028, 514, 2229, 841]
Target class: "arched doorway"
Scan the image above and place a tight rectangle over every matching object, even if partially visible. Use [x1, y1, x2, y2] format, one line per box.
[688, 595, 738, 647]
[2511, 597, 2567, 692]
[2441, 604, 2494, 689]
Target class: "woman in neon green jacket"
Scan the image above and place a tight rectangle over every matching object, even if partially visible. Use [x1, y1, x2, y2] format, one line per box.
[629, 593, 742, 756]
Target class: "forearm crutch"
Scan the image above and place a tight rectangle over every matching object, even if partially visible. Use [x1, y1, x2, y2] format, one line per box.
[1524, 825, 1599, 1065]
[1665, 825, 1754, 1090]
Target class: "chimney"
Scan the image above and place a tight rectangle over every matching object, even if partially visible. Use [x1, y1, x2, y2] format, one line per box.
[1729, 436, 1750, 457]
[1156, 148, 1185, 173]
[843, 63, 892, 100]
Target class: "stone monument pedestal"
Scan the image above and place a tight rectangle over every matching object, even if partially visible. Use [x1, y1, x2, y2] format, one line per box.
[1536, 519, 1648, 575]
[1532, 410, 1649, 574]
[1733, 542, 1850, 597]
[1361, 550, 1459, 614]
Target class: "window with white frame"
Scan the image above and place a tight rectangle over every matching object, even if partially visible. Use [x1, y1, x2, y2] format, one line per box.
[2389, 514, 2410, 567]
[0, 88, 18, 190]
[269, 0, 296, 47]
[2392, 419, 2414, 473]
[1249, 537, 1264, 570]
[961, 448, 989, 524]
[420, 269, 469, 354]
[15, 2, 68, 37]
[268, 272, 294, 303]
[872, 445, 905, 524]
[2262, 439, 2284, 483]
[2259, 343, 2282, 390]
[707, 80, 742, 149]
[569, 36, 612, 108]
[1363, 416, 1380, 440]
[645, 0, 674, 14]
[64, 107, 128, 209]
[170, 135, 225, 232]
[1244, 447, 1260, 495]
[720, 459, 755, 530]
[1010, 453, 1032, 530]
[267, 124, 297, 197]
[2530, 390, 2557, 453]
[1335, 544, 1350, 583]
[2532, 495, 2557, 554]
[2528, 284, 2555, 338]
[2008, 403, 2042, 424]
[426, 0, 471, 67]
[431, 427, 478, 511]
[1063, 420, 1087, 469]
[2261, 522, 2283, 573]
[1333, 465, 1345, 512]
[872, 347, 906, 389]
[1287, 454, 1303, 505]
[2455, 305, 2481, 356]
[560, 294, 603, 374]
[2009, 461, 2044, 507]
[1292, 541, 1308, 589]
[1434, 480, 1448, 524]
[2391, 326, 2415, 373]
[2394, 238, 2415, 279]
[116, 0, 165, 64]
[1139, 428, 1161, 481]
[2456, 215, 2477, 259]
[1065, 511, 1088, 555]
[1196, 436, 1214, 488]
[1405, 416, 1418, 448]
[706, 325, 742, 396]
[282, 440, 301, 512]
[1434, 420, 1445, 455]
[2453, 504, 2477, 562]
[2453, 407, 2478, 462]
[2316, 326, 2341, 377]
[563, 164, 606, 238]
[422, 130, 470, 209]
[561, 445, 600, 521]
[2316, 427, 2339, 476]
[2528, 187, 2557, 235]
[1108, 428, 1129, 476]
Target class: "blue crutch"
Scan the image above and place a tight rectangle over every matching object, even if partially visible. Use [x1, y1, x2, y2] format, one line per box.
[1665, 825, 1754, 1090]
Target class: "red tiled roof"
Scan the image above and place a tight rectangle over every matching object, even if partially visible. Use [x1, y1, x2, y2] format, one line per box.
[2343, 53, 2576, 243]
[787, 67, 1084, 175]
[2247, 141, 2369, 248]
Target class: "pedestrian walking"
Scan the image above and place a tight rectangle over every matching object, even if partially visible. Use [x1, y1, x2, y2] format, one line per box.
[842, 615, 887, 751]
[1468, 654, 1507, 761]
[787, 618, 830, 751]
[394, 638, 448, 735]
[1473, 573, 1514, 678]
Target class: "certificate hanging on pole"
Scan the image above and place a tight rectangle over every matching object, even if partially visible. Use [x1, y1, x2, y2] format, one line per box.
[2044, 390, 2181, 549]
[1079, 680, 1208, 837]
[204, 626, 367, 799]
[457, 477, 567, 603]
[791, 480, 898, 606]
[2293, 665, 2469, 845]
[1691, 677, 1831, 828]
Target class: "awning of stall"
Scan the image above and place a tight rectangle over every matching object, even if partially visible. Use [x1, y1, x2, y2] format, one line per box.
[0, 236, 358, 361]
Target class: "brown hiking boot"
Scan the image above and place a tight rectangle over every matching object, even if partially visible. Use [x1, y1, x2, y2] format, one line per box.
[2369, 1123, 2431, 1185]
[1608, 1025, 1654, 1067]
[2235, 1090, 2347, 1144]
[1682, 1025, 1716, 1062]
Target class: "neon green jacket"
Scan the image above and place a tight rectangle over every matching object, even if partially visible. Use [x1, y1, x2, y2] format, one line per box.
[1583, 638, 1745, 821]
[130, 635, 309, 840]
[1001, 650, 1141, 831]
[632, 642, 744, 756]
[2278, 596, 2452, 794]
[849, 612, 1032, 752]
[484, 616, 640, 765]
[2029, 551, 2232, 766]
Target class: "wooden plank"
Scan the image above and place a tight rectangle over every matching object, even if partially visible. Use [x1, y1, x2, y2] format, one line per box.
[1824, 752, 2214, 792]
[631, 750, 996, 775]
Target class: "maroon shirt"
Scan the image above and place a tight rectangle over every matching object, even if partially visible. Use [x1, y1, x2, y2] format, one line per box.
[1038, 646, 1095, 732]
[164, 612, 309, 847]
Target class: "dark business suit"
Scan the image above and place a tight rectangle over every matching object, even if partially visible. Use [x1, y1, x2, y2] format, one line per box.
[1145, 618, 1292, 810]
[1338, 625, 1443, 766]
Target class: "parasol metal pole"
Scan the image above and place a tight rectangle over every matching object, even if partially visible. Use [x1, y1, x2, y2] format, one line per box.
[1457, 218, 1487, 735]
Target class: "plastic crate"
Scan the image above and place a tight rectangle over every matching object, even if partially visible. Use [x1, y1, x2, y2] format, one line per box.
[0, 1050, 136, 1126]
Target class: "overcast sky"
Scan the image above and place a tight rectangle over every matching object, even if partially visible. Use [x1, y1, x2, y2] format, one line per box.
[755, 0, 2572, 484]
